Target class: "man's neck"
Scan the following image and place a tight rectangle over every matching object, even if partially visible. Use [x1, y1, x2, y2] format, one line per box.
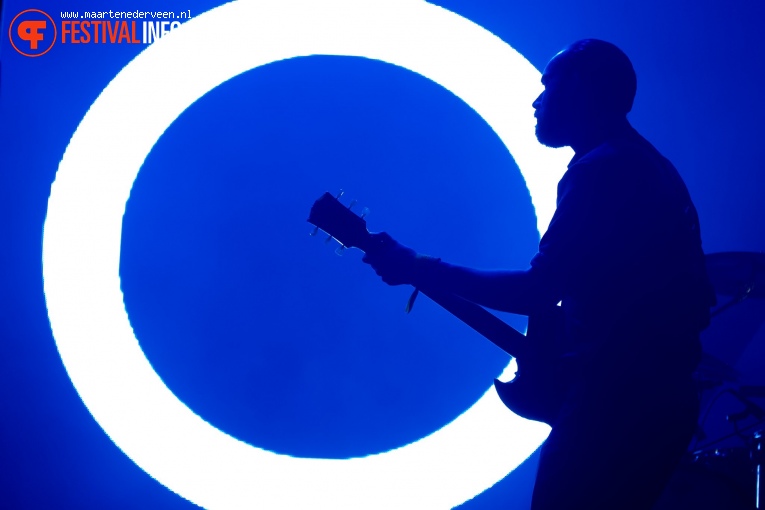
[570, 118, 631, 156]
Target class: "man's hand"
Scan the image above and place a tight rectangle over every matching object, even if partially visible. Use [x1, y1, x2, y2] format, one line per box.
[362, 232, 421, 286]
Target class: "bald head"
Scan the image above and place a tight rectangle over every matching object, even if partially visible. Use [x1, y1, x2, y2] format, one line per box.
[553, 39, 637, 117]
[533, 39, 637, 150]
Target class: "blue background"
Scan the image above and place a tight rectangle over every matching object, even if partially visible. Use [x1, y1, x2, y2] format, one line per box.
[1, 1, 764, 508]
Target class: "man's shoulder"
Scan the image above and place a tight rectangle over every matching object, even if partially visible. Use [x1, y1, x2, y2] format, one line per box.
[578, 127, 658, 166]
[560, 144, 622, 191]
[566, 127, 671, 186]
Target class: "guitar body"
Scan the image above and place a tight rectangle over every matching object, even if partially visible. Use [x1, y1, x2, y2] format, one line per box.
[494, 306, 568, 425]
[494, 363, 566, 425]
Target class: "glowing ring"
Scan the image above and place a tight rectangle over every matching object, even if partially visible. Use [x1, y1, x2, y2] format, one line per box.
[43, 1, 571, 508]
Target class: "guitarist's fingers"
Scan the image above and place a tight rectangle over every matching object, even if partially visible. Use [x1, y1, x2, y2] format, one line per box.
[373, 262, 410, 286]
[362, 232, 417, 286]
[363, 232, 395, 264]
[367, 231, 396, 252]
[361, 251, 385, 274]
[363, 253, 403, 285]
[362, 252, 389, 273]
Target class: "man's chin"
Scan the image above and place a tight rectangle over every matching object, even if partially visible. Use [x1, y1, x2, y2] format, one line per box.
[535, 127, 567, 148]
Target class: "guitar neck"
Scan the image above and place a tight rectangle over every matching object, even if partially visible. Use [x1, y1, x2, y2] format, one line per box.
[356, 232, 527, 358]
[417, 287, 527, 359]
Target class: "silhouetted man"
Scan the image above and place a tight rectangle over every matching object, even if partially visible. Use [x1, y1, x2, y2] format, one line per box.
[363, 39, 715, 509]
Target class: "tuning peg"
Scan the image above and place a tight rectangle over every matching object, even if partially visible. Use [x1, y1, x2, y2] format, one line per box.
[335, 189, 345, 199]
[360, 207, 370, 219]
[309, 226, 319, 236]
[348, 199, 358, 210]
[324, 233, 334, 244]
[335, 245, 345, 256]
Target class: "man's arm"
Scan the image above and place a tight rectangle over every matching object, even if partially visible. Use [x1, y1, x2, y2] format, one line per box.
[362, 232, 559, 316]
[419, 262, 559, 316]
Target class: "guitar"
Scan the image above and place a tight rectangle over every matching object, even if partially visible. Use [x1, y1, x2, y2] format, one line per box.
[307, 191, 566, 425]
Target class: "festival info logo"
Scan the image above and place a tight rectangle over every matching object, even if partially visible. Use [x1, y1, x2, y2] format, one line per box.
[9, 9, 57, 57]
[10, 9, 189, 57]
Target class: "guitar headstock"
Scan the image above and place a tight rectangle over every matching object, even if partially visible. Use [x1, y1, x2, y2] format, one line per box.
[307, 191, 370, 252]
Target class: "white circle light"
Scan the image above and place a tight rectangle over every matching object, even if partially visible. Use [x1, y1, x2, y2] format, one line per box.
[43, 1, 571, 508]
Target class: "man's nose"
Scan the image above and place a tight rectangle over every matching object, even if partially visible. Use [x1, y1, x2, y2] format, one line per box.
[532, 92, 543, 110]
